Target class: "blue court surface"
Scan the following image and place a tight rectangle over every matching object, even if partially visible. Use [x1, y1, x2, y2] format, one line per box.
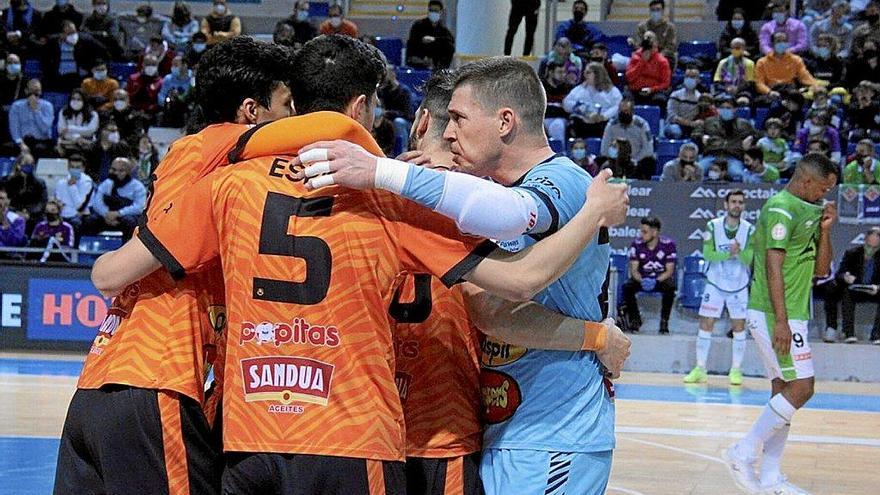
[2, 357, 879, 494]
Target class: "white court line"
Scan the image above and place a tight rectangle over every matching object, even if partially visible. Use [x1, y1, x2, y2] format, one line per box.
[607, 486, 649, 495]
[617, 426, 880, 448]
[619, 436, 725, 464]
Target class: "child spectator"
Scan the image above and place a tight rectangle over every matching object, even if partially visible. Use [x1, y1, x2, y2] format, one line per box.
[757, 118, 791, 171]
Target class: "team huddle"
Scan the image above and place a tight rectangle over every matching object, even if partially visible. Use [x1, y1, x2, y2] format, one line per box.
[52, 35, 838, 495]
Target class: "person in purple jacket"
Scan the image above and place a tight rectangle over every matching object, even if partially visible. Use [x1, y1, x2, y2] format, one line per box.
[795, 109, 842, 165]
[29, 199, 75, 261]
[619, 216, 678, 334]
[0, 186, 27, 253]
[759, 1, 808, 55]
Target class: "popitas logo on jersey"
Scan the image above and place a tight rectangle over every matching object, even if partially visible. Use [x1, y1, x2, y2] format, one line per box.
[480, 369, 521, 424]
[239, 318, 340, 347]
[88, 283, 140, 355]
[241, 356, 334, 406]
[480, 337, 527, 367]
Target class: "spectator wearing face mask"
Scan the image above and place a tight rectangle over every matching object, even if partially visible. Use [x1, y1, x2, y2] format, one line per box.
[625, 32, 671, 107]
[586, 43, 620, 86]
[742, 147, 781, 183]
[406, 1, 455, 70]
[80, 60, 118, 111]
[1, 53, 28, 147]
[119, 4, 164, 60]
[847, 81, 880, 142]
[182, 31, 208, 68]
[804, 34, 846, 88]
[39, 0, 83, 39]
[843, 139, 880, 183]
[0, 186, 26, 250]
[134, 134, 158, 184]
[126, 54, 162, 115]
[319, 4, 358, 38]
[811, 1, 853, 57]
[765, 89, 804, 138]
[82, 156, 144, 239]
[142, 35, 174, 76]
[57, 88, 98, 155]
[630, 0, 677, 69]
[718, 8, 759, 59]
[714, 38, 756, 106]
[539, 37, 582, 86]
[53, 153, 93, 230]
[795, 109, 842, 163]
[275, 1, 317, 47]
[84, 121, 131, 181]
[554, 0, 603, 55]
[8, 79, 55, 158]
[664, 63, 701, 139]
[157, 55, 191, 127]
[568, 138, 598, 175]
[694, 95, 758, 181]
[101, 89, 145, 145]
[759, 1, 808, 55]
[1, 0, 42, 61]
[162, 1, 199, 49]
[755, 31, 820, 103]
[28, 199, 74, 260]
[601, 99, 655, 179]
[563, 61, 622, 138]
[661, 142, 702, 181]
[599, 137, 637, 178]
[1, 151, 46, 235]
[43, 20, 109, 92]
[80, 0, 123, 60]
[853, 0, 880, 54]
[846, 43, 880, 86]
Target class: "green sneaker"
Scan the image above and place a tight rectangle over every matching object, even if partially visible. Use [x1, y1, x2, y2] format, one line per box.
[683, 366, 708, 384]
[729, 368, 743, 386]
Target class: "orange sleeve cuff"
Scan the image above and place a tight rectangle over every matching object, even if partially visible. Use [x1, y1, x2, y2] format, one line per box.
[581, 321, 608, 351]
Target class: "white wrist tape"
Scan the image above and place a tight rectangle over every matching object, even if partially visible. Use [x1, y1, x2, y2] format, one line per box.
[374, 158, 410, 194]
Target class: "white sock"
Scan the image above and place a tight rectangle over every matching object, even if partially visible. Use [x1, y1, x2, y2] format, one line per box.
[738, 394, 796, 458]
[696, 330, 713, 368]
[760, 423, 791, 487]
[731, 331, 746, 369]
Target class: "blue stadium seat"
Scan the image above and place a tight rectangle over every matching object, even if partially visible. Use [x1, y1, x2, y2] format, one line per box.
[549, 138, 565, 153]
[610, 252, 629, 305]
[309, 1, 329, 17]
[754, 107, 770, 130]
[848, 141, 858, 155]
[109, 62, 137, 81]
[23, 59, 42, 79]
[0, 156, 15, 177]
[42, 92, 69, 139]
[680, 254, 706, 310]
[396, 68, 432, 94]
[700, 71, 713, 89]
[678, 41, 717, 62]
[635, 105, 661, 135]
[735, 106, 751, 120]
[585, 137, 602, 156]
[656, 139, 689, 157]
[77, 235, 124, 265]
[604, 35, 632, 57]
[374, 37, 404, 67]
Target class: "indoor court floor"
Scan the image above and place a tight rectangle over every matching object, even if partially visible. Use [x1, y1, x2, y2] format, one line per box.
[2, 351, 878, 495]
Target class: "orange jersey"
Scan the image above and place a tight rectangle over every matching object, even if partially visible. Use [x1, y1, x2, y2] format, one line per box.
[391, 274, 482, 458]
[78, 124, 248, 402]
[139, 113, 492, 461]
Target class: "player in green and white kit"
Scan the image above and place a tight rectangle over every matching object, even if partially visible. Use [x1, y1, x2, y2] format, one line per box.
[684, 190, 755, 386]
[724, 154, 838, 495]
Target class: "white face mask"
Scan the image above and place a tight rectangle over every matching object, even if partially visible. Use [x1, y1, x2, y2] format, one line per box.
[428, 11, 441, 23]
[95, 5, 108, 15]
[708, 170, 721, 180]
[66, 33, 79, 45]
[113, 100, 127, 111]
[70, 99, 83, 111]
[93, 70, 107, 80]
[143, 65, 158, 77]
[330, 16, 342, 28]
[214, 4, 226, 15]
[107, 131, 120, 144]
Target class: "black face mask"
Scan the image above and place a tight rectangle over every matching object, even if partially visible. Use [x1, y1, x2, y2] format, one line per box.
[111, 174, 132, 187]
[46, 213, 59, 222]
[590, 57, 605, 64]
[869, 13, 880, 24]
[573, 11, 585, 22]
[680, 159, 695, 166]
[618, 112, 633, 125]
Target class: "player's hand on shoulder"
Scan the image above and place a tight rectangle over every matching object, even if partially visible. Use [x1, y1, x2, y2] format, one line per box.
[396, 149, 432, 167]
[596, 317, 631, 380]
[586, 169, 629, 227]
[294, 140, 379, 191]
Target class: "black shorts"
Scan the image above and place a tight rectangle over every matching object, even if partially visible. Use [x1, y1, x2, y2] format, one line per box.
[405, 452, 483, 495]
[221, 452, 405, 495]
[54, 385, 221, 495]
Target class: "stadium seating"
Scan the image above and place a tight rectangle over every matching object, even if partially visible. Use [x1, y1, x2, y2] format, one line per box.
[147, 127, 184, 159]
[610, 252, 629, 306]
[735, 106, 750, 121]
[109, 62, 137, 82]
[42, 92, 70, 139]
[35, 158, 69, 197]
[23, 59, 42, 79]
[585, 137, 602, 156]
[604, 35, 632, 58]
[374, 37, 404, 67]
[77, 234, 124, 265]
[678, 41, 717, 62]
[635, 105, 661, 135]
[549, 138, 565, 153]
[656, 138, 689, 166]
[0, 157, 15, 177]
[396, 68, 432, 94]
[680, 254, 706, 310]
[754, 107, 770, 130]
[309, 1, 330, 17]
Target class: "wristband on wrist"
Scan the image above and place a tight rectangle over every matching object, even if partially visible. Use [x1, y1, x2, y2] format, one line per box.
[581, 321, 608, 351]
[374, 158, 410, 194]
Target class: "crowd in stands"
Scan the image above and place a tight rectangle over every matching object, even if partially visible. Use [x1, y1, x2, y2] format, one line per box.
[540, 0, 880, 187]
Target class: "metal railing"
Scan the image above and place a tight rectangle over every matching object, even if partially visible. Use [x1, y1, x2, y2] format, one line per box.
[0, 246, 111, 265]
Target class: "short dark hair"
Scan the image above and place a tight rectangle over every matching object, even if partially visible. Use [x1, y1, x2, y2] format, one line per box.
[573, 0, 588, 8]
[190, 37, 293, 129]
[192, 31, 207, 42]
[684, 62, 700, 72]
[725, 189, 745, 202]
[428, 0, 444, 9]
[420, 69, 456, 138]
[290, 35, 385, 115]
[454, 57, 546, 134]
[744, 147, 763, 163]
[67, 153, 85, 165]
[650, 0, 665, 8]
[592, 42, 607, 52]
[641, 216, 662, 230]
[796, 152, 838, 178]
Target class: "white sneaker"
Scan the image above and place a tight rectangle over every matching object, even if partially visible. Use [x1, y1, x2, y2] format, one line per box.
[762, 475, 811, 495]
[845, 336, 859, 344]
[722, 444, 762, 494]
[823, 327, 837, 343]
